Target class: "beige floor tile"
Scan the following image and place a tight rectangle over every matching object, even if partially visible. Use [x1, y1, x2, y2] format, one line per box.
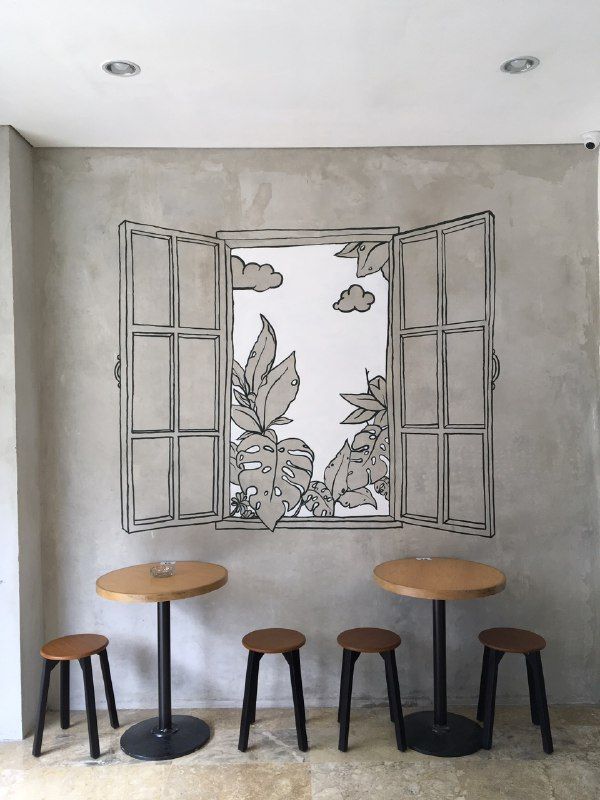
[310, 761, 462, 800]
[455, 760, 553, 800]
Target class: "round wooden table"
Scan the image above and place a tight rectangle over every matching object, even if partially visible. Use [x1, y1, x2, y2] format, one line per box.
[96, 561, 227, 761]
[373, 557, 505, 757]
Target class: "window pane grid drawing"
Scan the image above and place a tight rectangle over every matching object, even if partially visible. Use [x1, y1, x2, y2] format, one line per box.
[118, 216, 496, 537]
[394, 212, 496, 537]
[119, 221, 228, 532]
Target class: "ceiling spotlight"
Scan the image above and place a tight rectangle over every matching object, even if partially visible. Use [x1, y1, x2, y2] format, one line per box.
[102, 60, 140, 77]
[500, 56, 540, 75]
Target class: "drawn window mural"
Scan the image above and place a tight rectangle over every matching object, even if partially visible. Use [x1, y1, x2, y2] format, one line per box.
[117, 213, 497, 536]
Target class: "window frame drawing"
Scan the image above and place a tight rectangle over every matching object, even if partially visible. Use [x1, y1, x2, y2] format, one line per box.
[118, 221, 230, 532]
[392, 211, 496, 537]
[117, 214, 496, 537]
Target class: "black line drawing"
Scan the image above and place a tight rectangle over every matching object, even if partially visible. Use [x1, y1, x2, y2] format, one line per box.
[333, 284, 375, 313]
[231, 255, 283, 292]
[117, 212, 497, 537]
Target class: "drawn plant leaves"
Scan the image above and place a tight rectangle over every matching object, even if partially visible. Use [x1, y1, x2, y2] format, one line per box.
[338, 486, 377, 510]
[334, 243, 360, 258]
[374, 476, 390, 500]
[357, 242, 389, 278]
[368, 375, 387, 406]
[324, 441, 352, 501]
[237, 435, 314, 530]
[271, 416, 292, 425]
[254, 353, 300, 429]
[341, 407, 376, 425]
[230, 443, 240, 485]
[231, 405, 262, 433]
[373, 409, 388, 427]
[232, 359, 247, 390]
[245, 315, 276, 396]
[233, 388, 251, 407]
[340, 392, 385, 412]
[347, 425, 390, 490]
[381, 260, 390, 281]
[302, 481, 334, 517]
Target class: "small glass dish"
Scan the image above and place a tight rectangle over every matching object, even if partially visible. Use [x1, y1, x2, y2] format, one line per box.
[150, 561, 176, 578]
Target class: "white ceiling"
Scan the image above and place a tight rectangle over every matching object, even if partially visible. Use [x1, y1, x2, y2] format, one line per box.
[1, 0, 599, 148]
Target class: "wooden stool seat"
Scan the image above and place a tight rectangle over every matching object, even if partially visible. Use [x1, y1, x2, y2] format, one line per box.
[41, 634, 109, 661]
[337, 627, 401, 654]
[242, 628, 306, 654]
[478, 627, 546, 654]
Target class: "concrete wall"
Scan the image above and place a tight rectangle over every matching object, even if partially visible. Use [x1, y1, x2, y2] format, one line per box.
[33, 145, 600, 712]
[0, 126, 42, 739]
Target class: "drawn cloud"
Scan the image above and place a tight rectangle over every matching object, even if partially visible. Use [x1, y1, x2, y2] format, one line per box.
[333, 284, 375, 313]
[232, 255, 283, 292]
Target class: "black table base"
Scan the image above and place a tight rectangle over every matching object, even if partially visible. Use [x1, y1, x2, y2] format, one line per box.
[121, 715, 210, 761]
[404, 711, 482, 757]
[120, 601, 211, 761]
[405, 599, 483, 757]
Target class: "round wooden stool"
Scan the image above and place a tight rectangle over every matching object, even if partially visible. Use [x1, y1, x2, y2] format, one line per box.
[33, 634, 119, 759]
[336, 628, 406, 753]
[238, 628, 307, 753]
[476, 627, 552, 754]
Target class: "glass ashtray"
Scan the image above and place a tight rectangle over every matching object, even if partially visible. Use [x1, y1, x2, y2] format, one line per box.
[150, 561, 176, 578]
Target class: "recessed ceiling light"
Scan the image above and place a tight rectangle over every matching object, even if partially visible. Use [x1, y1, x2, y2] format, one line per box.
[102, 60, 140, 77]
[500, 56, 540, 75]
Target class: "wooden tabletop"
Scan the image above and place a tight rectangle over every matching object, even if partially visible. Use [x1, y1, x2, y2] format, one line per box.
[373, 557, 506, 601]
[96, 561, 228, 603]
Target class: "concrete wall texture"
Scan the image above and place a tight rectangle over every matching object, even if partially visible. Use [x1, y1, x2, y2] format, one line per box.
[0, 126, 42, 740]
[25, 145, 600, 714]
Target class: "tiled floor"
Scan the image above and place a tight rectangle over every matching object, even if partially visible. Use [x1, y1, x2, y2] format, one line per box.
[1, 706, 598, 799]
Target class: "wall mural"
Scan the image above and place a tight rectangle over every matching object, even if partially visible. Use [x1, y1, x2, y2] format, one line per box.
[116, 213, 498, 537]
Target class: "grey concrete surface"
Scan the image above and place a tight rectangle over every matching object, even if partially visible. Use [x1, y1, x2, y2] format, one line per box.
[31, 145, 599, 712]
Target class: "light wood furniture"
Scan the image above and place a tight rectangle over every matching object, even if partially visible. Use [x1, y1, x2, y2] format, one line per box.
[373, 557, 506, 757]
[96, 560, 227, 761]
[336, 628, 406, 753]
[238, 628, 308, 753]
[33, 634, 119, 759]
[477, 627, 552, 753]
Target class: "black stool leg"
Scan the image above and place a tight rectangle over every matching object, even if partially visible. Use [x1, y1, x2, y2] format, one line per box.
[249, 652, 262, 726]
[477, 646, 490, 722]
[60, 661, 70, 730]
[238, 651, 262, 752]
[337, 650, 345, 723]
[338, 649, 359, 752]
[284, 649, 308, 752]
[384, 655, 394, 722]
[526, 657, 540, 725]
[99, 649, 119, 729]
[526, 651, 553, 754]
[32, 659, 56, 757]
[482, 649, 503, 750]
[382, 650, 407, 751]
[79, 657, 100, 759]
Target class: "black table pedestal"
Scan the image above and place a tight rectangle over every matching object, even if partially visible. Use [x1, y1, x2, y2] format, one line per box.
[405, 599, 482, 757]
[120, 601, 211, 761]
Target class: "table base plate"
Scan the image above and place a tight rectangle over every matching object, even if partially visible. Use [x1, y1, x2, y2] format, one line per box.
[404, 711, 482, 757]
[120, 715, 210, 761]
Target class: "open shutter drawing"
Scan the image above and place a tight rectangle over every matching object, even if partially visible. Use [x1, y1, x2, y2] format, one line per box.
[392, 212, 496, 537]
[118, 221, 229, 532]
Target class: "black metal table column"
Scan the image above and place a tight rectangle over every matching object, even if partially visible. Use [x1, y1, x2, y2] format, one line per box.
[120, 601, 211, 760]
[403, 600, 483, 757]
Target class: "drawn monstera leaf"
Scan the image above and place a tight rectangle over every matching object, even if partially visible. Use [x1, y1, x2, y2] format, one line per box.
[254, 353, 299, 429]
[347, 425, 390, 490]
[303, 481, 334, 517]
[230, 442, 240, 485]
[237, 434, 314, 530]
[232, 359, 248, 391]
[245, 315, 276, 396]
